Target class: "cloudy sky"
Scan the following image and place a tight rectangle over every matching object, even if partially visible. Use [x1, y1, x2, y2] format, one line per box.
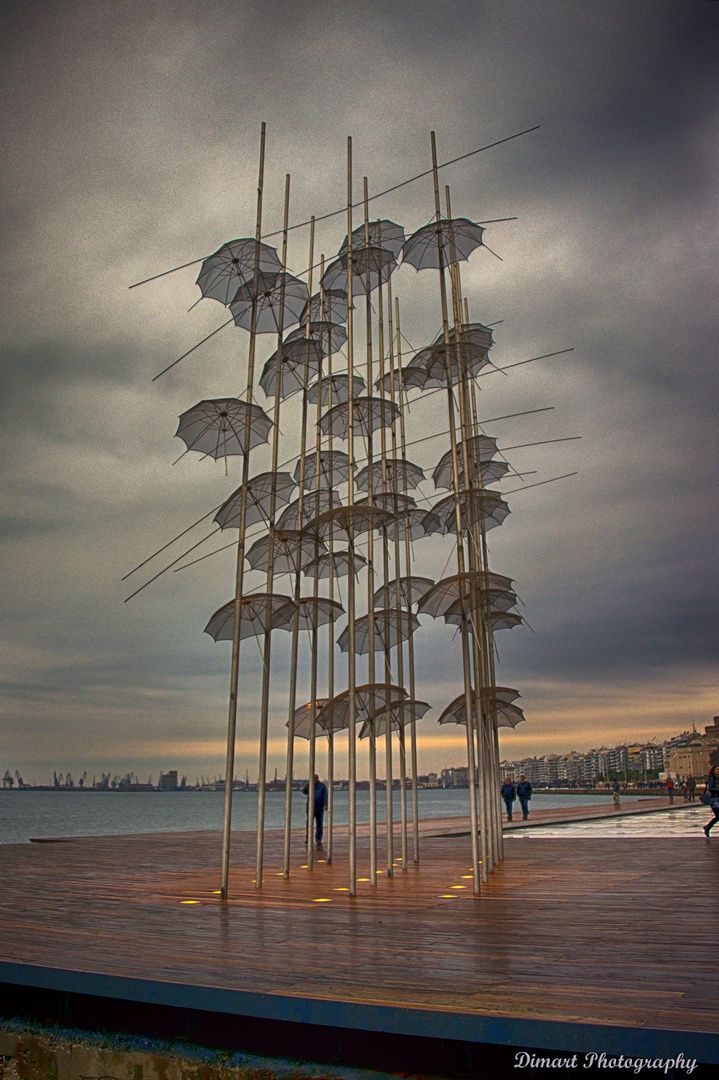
[1, 0, 717, 785]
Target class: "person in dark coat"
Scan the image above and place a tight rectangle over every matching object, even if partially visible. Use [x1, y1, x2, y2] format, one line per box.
[703, 766, 719, 838]
[516, 775, 532, 820]
[303, 773, 328, 843]
[501, 778, 517, 821]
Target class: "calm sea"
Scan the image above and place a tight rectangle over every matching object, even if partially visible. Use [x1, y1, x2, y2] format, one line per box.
[0, 788, 654, 845]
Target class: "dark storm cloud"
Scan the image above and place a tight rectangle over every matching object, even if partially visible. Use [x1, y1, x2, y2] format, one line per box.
[0, 0, 717, 775]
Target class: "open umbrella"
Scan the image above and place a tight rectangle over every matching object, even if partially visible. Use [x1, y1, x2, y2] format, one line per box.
[276, 489, 342, 531]
[245, 530, 327, 576]
[307, 374, 366, 405]
[214, 471, 296, 530]
[431, 490, 511, 535]
[175, 399, 272, 460]
[319, 397, 401, 440]
[229, 271, 309, 335]
[286, 321, 348, 358]
[359, 699, 432, 739]
[294, 450, 353, 491]
[339, 219, 406, 260]
[300, 289, 349, 326]
[314, 683, 409, 733]
[204, 593, 296, 642]
[302, 504, 393, 543]
[322, 246, 397, 297]
[337, 609, 420, 655]
[401, 218, 485, 271]
[259, 339, 323, 401]
[195, 238, 283, 306]
[301, 548, 368, 580]
[355, 458, 425, 494]
[373, 576, 435, 611]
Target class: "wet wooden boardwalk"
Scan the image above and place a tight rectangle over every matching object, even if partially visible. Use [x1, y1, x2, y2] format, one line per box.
[0, 824, 717, 1059]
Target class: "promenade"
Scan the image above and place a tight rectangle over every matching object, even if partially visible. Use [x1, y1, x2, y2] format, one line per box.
[0, 810, 717, 1072]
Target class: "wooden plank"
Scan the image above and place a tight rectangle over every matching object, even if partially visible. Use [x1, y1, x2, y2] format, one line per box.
[0, 829, 717, 1038]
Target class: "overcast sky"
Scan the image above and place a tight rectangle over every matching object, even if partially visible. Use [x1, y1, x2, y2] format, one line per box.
[1, 0, 717, 785]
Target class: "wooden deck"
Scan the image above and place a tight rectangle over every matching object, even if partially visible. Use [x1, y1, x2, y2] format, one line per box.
[1, 823, 717, 1064]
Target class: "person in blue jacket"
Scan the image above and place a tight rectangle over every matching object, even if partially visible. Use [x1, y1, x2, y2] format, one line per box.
[703, 765, 719, 838]
[500, 778, 517, 821]
[303, 773, 328, 844]
[517, 775, 532, 820]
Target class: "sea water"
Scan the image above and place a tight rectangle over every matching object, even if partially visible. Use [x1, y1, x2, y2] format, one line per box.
[0, 788, 658, 845]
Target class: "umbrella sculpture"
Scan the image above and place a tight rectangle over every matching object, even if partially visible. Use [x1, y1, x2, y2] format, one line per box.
[134, 126, 576, 902]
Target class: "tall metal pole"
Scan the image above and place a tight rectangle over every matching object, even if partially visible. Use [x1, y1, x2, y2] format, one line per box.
[255, 173, 291, 887]
[394, 298, 420, 864]
[346, 136, 358, 897]
[430, 130, 480, 894]
[282, 218, 316, 877]
[220, 122, 266, 900]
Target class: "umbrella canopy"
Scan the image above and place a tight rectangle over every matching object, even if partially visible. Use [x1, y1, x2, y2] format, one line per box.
[446, 609, 523, 632]
[355, 457, 425, 494]
[259, 339, 323, 400]
[290, 699, 331, 740]
[301, 548, 368, 580]
[375, 365, 432, 395]
[245, 530, 327, 576]
[195, 238, 283, 306]
[294, 596, 346, 630]
[275, 490, 342, 531]
[418, 573, 517, 619]
[307, 373, 366, 405]
[432, 435, 506, 490]
[339, 219, 406, 260]
[230, 271, 309, 335]
[204, 593, 296, 642]
[431, 490, 510, 535]
[302, 504, 392, 543]
[319, 397, 401, 440]
[373, 576, 435, 611]
[314, 683, 409, 733]
[176, 399, 272, 460]
[337, 608, 420, 655]
[294, 450, 353, 491]
[300, 289, 349, 326]
[357, 492, 416, 514]
[214, 471, 296, 530]
[322, 246, 397, 297]
[286, 321, 348, 358]
[402, 218, 485, 271]
[412, 340, 492, 388]
[383, 507, 440, 542]
[359, 699, 432, 739]
[438, 691, 526, 729]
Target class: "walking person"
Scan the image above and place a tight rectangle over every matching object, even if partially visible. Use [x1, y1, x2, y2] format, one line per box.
[703, 765, 719, 838]
[517, 775, 532, 820]
[612, 780, 621, 809]
[665, 775, 674, 804]
[303, 773, 328, 845]
[686, 775, 696, 802]
[501, 777, 517, 821]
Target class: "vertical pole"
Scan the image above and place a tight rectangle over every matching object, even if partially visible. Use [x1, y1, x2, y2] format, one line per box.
[345, 137, 358, 897]
[255, 173, 291, 888]
[430, 130, 480, 895]
[220, 121, 266, 900]
[282, 218, 316, 877]
[394, 299, 420, 864]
